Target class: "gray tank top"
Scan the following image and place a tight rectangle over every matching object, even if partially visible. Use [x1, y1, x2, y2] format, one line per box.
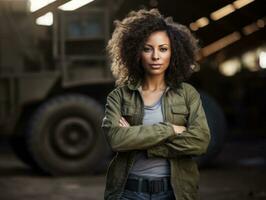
[129, 96, 170, 177]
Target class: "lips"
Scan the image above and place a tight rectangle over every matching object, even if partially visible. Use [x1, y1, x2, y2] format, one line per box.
[149, 64, 162, 69]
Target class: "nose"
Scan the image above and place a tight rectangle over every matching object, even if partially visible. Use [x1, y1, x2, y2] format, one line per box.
[152, 50, 160, 60]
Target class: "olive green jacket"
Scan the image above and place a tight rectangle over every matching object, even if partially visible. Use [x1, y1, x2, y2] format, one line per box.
[102, 82, 210, 200]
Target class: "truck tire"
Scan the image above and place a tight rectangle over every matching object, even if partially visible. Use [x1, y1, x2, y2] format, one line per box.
[26, 94, 109, 175]
[9, 134, 40, 170]
[9, 119, 41, 171]
[196, 91, 227, 166]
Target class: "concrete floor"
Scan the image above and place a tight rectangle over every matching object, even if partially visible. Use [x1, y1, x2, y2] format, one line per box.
[0, 137, 265, 200]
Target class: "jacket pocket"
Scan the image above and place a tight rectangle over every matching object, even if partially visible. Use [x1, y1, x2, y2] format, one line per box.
[171, 104, 189, 125]
[121, 104, 136, 125]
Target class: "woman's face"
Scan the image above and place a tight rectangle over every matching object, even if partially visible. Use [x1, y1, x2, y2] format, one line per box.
[140, 31, 171, 77]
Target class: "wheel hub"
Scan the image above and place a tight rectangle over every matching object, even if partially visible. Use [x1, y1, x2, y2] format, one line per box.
[52, 117, 95, 158]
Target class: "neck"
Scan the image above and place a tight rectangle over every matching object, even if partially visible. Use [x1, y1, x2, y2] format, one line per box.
[142, 75, 166, 91]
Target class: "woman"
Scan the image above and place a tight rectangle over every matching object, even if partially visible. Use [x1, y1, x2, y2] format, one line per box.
[102, 9, 210, 200]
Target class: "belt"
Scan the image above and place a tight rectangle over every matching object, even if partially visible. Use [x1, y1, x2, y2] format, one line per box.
[125, 176, 172, 194]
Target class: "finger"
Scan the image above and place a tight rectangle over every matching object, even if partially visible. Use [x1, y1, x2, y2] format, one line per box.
[119, 122, 126, 127]
[119, 119, 125, 125]
[123, 120, 129, 127]
[121, 117, 130, 126]
[120, 118, 127, 126]
[121, 117, 126, 123]
[120, 118, 127, 127]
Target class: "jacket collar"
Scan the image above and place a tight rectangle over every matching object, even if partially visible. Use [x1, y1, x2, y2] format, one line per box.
[127, 81, 141, 91]
[127, 80, 183, 91]
[127, 81, 178, 93]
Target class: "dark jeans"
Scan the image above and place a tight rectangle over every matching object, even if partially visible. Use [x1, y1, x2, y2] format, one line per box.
[120, 189, 175, 200]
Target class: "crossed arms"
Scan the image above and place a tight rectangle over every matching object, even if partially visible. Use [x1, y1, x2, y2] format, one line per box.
[101, 87, 210, 158]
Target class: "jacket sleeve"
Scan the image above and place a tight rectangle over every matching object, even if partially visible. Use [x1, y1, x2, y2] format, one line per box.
[147, 85, 211, 158]
[101, 88, 176, 152]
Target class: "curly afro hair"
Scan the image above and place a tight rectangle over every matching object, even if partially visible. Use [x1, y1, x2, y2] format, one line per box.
[107, 8, 199, 88]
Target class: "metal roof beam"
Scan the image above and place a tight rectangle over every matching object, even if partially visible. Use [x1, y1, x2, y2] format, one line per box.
[32, 0, 71, 18]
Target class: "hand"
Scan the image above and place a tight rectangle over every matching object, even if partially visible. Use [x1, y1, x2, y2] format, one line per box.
[119, 117, 130, 127]
[172, 124, 186, 134]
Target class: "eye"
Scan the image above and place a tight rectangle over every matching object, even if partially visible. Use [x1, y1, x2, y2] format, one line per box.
[143, 47, 152, 52]
[160, 47, 168, 52]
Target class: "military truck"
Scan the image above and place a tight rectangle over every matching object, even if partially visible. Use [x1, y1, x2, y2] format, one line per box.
[0, 0, 226, 175]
